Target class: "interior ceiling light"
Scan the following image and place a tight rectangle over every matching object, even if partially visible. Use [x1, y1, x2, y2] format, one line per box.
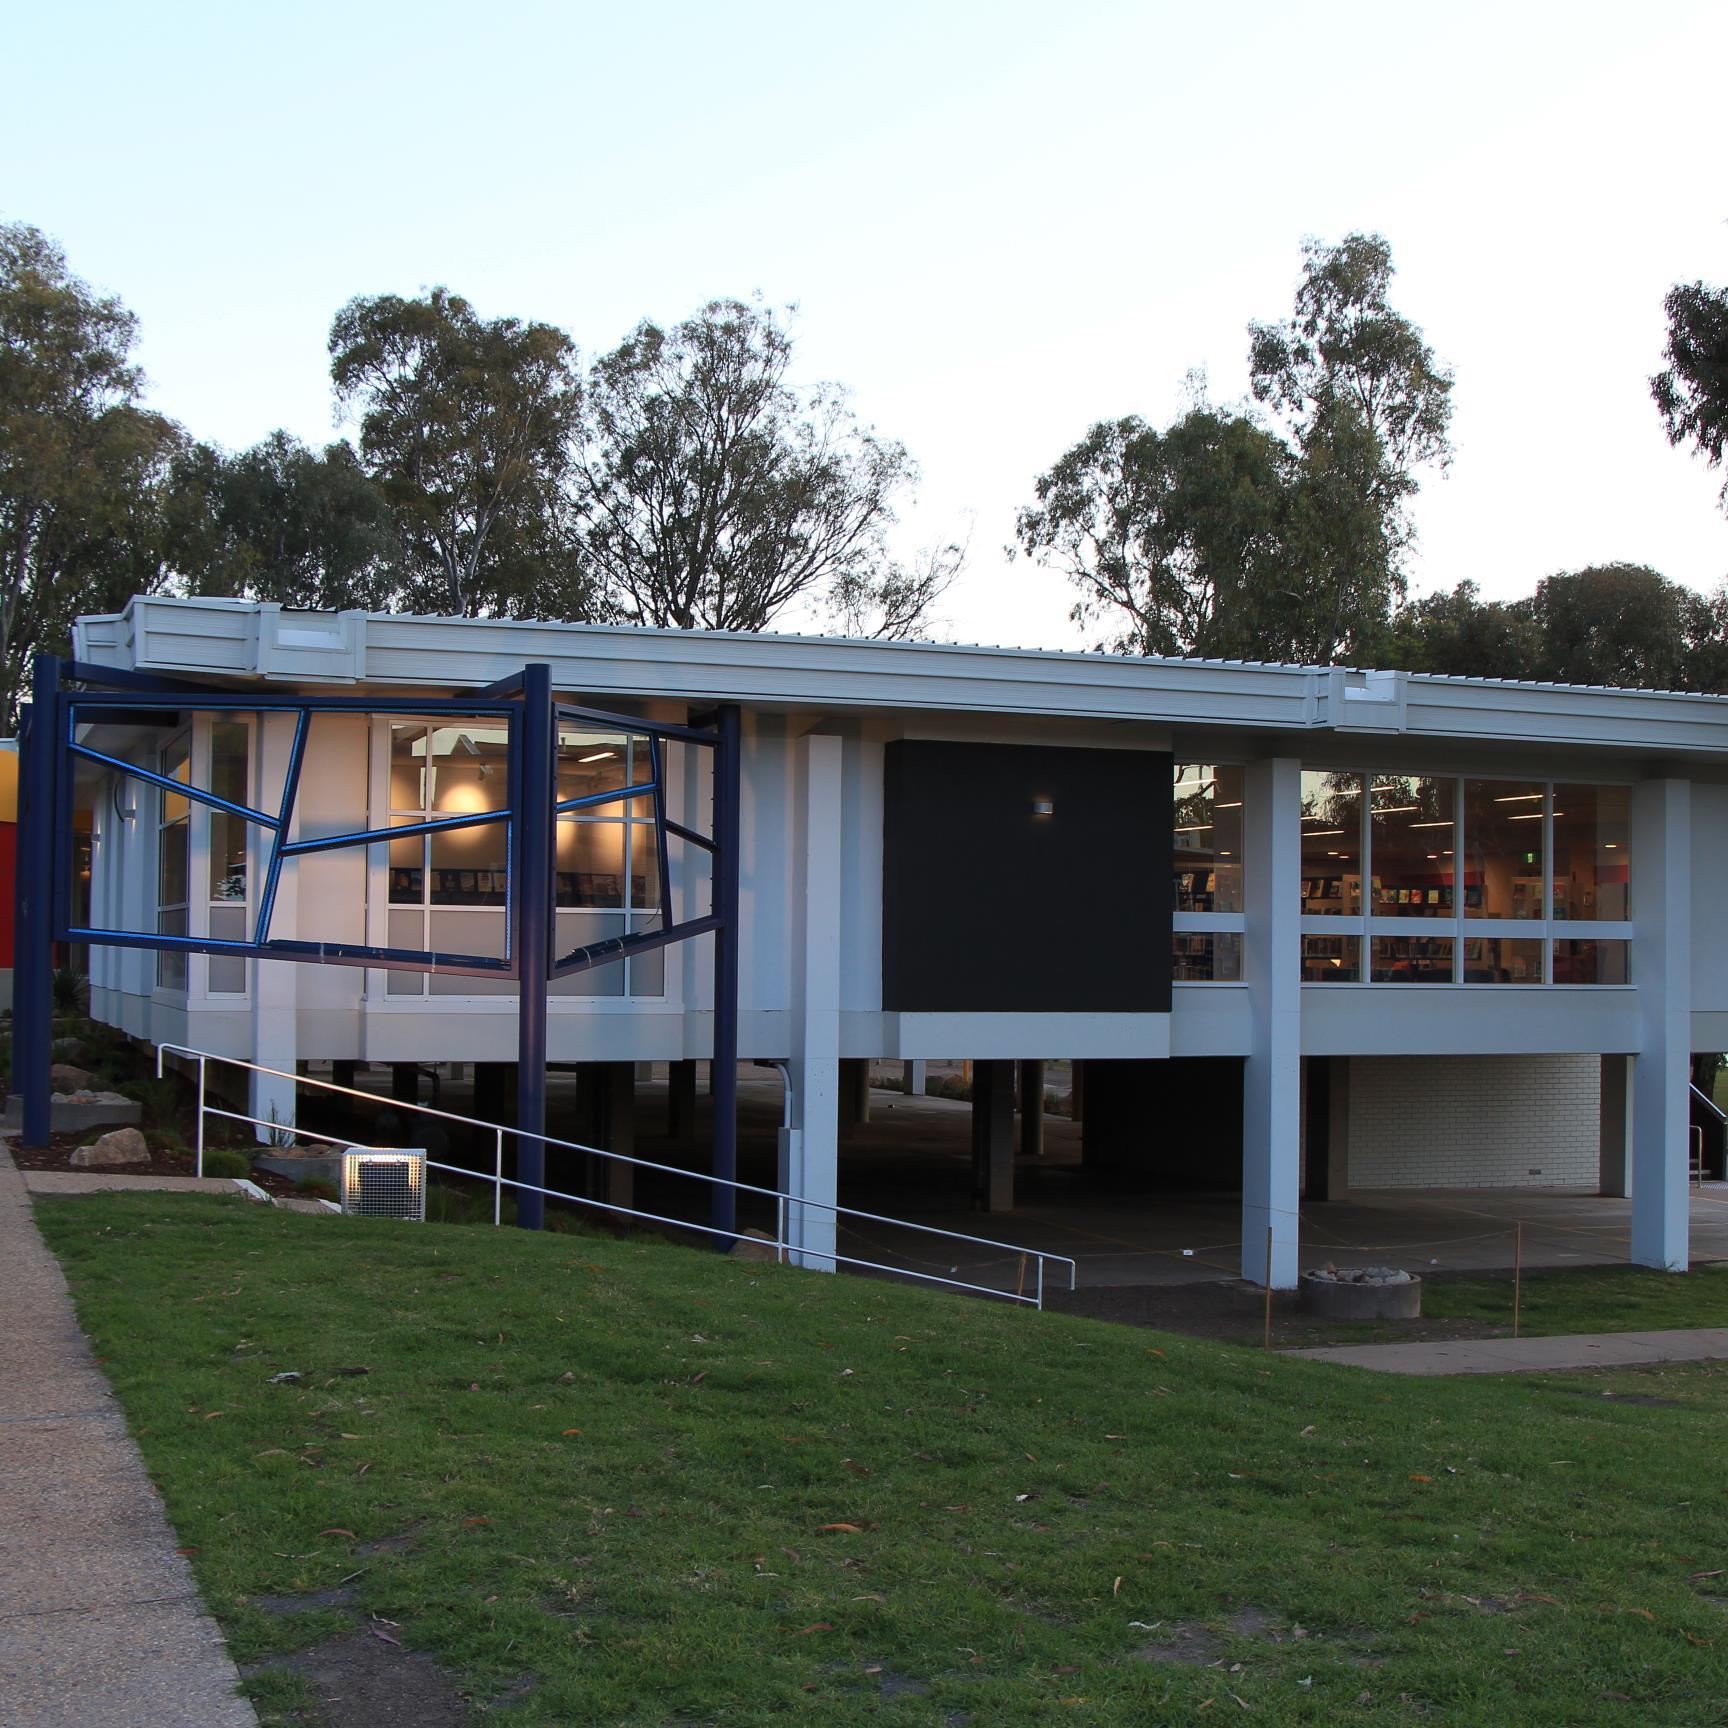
[1408, 819, 1450, 829]
[1306, 828, 1344, 837]
[1493, 793, 1544, 803]
[579, 750, 616, 763]
[1174, 824, 1212, 834]
[1374, 804, 1420, 815]
[1215, 801, 1242, 810]
[1508, 812, 1546, 821]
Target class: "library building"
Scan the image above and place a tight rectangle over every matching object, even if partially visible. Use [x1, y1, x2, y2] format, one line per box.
[44, 595, 1728, 1286]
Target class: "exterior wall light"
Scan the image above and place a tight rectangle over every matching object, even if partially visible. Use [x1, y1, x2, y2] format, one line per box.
[1031, 797, 1054, 816]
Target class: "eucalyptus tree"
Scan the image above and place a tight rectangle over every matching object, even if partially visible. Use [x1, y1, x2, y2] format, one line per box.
[329, 287, 585, 616]
[0, 221, 181, 727]
[1653, 279, 1728, 511]
[572, 298, 937, 636]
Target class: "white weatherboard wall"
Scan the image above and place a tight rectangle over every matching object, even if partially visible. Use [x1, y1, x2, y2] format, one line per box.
[1347, 1055, 1601, 1190]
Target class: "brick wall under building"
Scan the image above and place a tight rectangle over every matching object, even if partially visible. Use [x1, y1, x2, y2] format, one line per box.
[1347, 1054, 1600, 1190]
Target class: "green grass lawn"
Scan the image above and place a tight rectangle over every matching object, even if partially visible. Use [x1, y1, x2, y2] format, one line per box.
[35, 1194, 1728, 1726]
[1421, 1263, 1728, 1338]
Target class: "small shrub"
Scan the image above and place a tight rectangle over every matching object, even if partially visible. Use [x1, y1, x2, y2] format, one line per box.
[295, 1177, 338, 1202]
[201, 1146, 251, 1180]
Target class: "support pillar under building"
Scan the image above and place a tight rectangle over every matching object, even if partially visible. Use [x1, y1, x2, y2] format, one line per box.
[778, 733, 844, 1270]
[668, 1059, 699, 1140]
[971, 1058, 1015, 1212]
[840, 1058, 872, 1127]
[1241, 756, 1301, 1287]
[1020, 1059, 1045, 1159]
[1630, 779, 1690, 1270]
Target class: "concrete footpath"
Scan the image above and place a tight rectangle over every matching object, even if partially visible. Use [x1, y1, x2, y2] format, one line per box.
[0, 1142, 256, 1726]
[1289, 1327, 1728, 1376]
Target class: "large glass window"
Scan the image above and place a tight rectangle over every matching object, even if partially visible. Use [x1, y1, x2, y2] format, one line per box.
[1173, 764, 1244, 913]
[1463, 779, 1545, 920]
[553, 729, 663, 997]
[1370, 934, 1453, 984]
[156, 736, 190, 990]
[1370, 775, 1454, 916]
[1301, 771, 1362, 915]
[207, 721, 250, 994]
[385, 722, 512, 997]
[1300, 771, 1631, 986]
[380, 720, 665, 999]
[1553, 785, 1630, 921]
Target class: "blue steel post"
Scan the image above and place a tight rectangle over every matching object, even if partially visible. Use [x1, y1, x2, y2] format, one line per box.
[709, 703, 742, 1236]
[16, 655, 60, 1148]
[514, 664, 554, 1229]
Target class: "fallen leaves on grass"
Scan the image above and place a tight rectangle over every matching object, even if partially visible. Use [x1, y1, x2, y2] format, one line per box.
[820, 1522, 865, 1534]
[784, 1622, 833, 1637]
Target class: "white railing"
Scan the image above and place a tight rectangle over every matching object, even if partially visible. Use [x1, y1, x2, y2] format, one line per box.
[157, 1045, 1077, 1310]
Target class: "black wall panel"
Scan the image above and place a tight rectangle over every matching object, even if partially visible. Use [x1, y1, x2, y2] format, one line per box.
[881, 740, 1172, 1013]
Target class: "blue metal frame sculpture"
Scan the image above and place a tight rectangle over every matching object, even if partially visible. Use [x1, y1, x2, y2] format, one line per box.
[11, 652, 743, 1234]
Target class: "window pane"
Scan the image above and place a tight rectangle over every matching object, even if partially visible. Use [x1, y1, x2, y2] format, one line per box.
[426, 725, 508, 815]
[558, 730, 631, 804]
[555, 818, 627, 907]
[1553, 785, 1629, 921]
[1369, 935, 1454, 983]
[1370, 775, 1454, 916]
[1302, 933, 1359, 982]
[550, 912, 627, 996]
[386, 907, 425, 996]
[1462, 936, 1544, 984]
[162, 739, 190, 823]
[158, 821, 189, 908]
[1173, 763, 1245, 913]
[1554, 939, 1628, 985]
[391, 724, 431, 811]
[1463, 780, 1545, 918]
[157, 906, 187, 990]
[427, 909, 512, 995]
[429, 819, 508, 904]
[628, 911, 666, 996]
[629, 821, 660, 910]
[209, 722, 250, 902]
[1301, 772, 1362, 914]
[1173, 932, 1243, 981]
[389, 819, 425, 904]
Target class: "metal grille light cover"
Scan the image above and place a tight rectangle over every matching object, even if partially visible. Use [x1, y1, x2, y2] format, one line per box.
[340, 1150, 427, 1220]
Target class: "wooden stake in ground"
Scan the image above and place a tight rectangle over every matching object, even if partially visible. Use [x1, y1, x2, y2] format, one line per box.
[1513, 1221, 1523, 1339]
[1016, 1254, 1027, 1301]
[1263, 1226, 1274, 1350]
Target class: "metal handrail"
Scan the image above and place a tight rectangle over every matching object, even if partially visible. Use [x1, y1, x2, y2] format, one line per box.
[157, 1043, 1077, 1308]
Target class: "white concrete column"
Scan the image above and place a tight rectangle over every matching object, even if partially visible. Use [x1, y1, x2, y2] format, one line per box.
[1242, 756, 1303, 1287]
[250, 715, 298, 1141]
[779, 734, 843, 1271]
[1631, 779, 1690, 1270]
[902, 1059, 927, 1098]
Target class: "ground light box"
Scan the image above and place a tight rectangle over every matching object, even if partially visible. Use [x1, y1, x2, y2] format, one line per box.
[881, 740, 1172, 1012]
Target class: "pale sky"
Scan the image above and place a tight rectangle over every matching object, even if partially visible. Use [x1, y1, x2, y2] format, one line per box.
[7, 0, 1726, 651]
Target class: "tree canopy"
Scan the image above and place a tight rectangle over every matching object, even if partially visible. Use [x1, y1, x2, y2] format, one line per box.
[0, 222, 181, 727]
[1652, 280, 1728, 510]
[1018, 234, 1452, 665]
[572, 299, 940, 635]
[1014, 407, 1292, 659]
[329, 287, 589, 617]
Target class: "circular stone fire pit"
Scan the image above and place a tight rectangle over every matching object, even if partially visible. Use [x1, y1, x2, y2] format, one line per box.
[1300, 1265, 1422, 1322]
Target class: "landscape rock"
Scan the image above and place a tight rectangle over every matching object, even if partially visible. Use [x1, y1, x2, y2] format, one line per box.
[50, 1037, 90, 1064]
[68, 1126, 151, 1167]
[50, 1064, 98, 1092]
[728, 1228, 779, 1262]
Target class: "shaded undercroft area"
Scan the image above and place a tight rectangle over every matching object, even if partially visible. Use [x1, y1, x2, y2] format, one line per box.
[279, 1061, 1728, 1322]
